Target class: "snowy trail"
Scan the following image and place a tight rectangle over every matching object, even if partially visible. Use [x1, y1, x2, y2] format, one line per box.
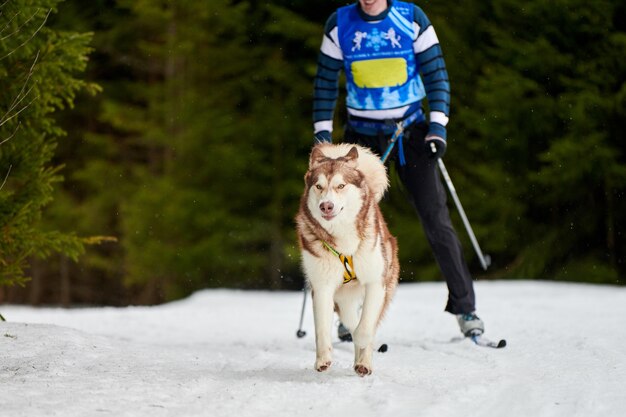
[1, 281, 625, 417]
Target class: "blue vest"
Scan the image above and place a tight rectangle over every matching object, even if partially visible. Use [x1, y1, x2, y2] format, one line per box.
[337, 1, 426, 111]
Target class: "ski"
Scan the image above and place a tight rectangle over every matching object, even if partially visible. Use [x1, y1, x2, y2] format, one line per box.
[470, 334, 507, 349]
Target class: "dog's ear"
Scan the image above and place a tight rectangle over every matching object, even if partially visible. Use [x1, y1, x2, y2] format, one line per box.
[304, 170, 313, 186]
[344, 146, 359, 168]
[309, 146, 327, 168]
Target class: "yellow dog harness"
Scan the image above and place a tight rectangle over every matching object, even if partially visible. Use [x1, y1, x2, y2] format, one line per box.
[321, 241, 357, 284]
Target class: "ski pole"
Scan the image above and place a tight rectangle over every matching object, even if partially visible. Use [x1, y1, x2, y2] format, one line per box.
[432, 143, 491, 270]
[296, 287, 308, 338]
[296, 126, 406, 338]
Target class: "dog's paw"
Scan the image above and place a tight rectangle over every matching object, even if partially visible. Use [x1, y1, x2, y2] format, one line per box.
[354, 364, 372, 377]
[315, 360, 332, 372]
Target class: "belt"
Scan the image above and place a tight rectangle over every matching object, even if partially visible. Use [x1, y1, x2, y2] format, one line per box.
[348, 111, 425, 166]
[347, 109, 425, 135]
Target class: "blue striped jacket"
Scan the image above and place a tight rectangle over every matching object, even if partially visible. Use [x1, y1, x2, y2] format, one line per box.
[313, 0, 450, 141]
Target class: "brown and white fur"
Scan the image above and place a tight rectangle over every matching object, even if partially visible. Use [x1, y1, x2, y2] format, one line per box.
[295, 143, 399, 377]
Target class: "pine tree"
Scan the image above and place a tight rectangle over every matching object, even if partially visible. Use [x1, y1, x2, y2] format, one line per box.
[457, 0, 626, 282]
[36, 1, 323, 302]
[0, 0, 97, 287]
[116, 1, 321, 299]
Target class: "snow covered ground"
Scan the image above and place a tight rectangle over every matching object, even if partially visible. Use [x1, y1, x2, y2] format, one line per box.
[1, 280, 625, 417]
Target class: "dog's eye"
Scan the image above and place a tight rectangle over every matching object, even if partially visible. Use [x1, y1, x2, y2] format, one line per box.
[337, 184, 345, 189]
[315, 184, 322, 190]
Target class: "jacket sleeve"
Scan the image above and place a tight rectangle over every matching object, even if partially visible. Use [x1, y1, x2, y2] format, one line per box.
[313, 13, 343, 139]
[412, 6, 450, 140]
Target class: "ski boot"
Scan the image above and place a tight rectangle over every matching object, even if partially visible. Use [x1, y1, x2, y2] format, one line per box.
[337, 322, 352, 342]
[457, 312, 485, 337]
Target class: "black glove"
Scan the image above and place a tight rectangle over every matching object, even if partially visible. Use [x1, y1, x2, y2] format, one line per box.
[313, 130, 332, 144]
[425, 136, 446, 159]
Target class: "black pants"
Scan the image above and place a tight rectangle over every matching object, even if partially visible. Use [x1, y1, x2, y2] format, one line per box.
[344, 122, 476, 314]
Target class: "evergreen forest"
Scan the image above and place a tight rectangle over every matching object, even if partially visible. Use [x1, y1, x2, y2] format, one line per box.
[1, 0, 625, 306]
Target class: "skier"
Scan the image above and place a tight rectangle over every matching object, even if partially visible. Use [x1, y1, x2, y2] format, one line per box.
[312, 0, 486, 340]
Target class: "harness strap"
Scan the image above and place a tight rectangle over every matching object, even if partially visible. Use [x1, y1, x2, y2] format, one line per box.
[321, 241, 357, 284]
[397, 132, 406, 166]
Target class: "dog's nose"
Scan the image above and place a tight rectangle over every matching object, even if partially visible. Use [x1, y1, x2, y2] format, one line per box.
[319, 201, 334, 214]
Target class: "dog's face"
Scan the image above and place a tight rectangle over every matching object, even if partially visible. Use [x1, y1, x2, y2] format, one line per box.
[305, 146, 365, 224]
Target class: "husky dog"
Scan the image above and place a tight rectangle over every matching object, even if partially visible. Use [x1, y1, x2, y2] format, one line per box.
[295, 143, 399, 377]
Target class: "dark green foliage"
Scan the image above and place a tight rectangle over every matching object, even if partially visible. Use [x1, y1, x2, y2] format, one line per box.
[5, 0, 625, 304]
[36, 0, 324, 302]
[0, 0, 97, 287]
[457, 0, 626, 283]
[112, 1, 321, 299]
